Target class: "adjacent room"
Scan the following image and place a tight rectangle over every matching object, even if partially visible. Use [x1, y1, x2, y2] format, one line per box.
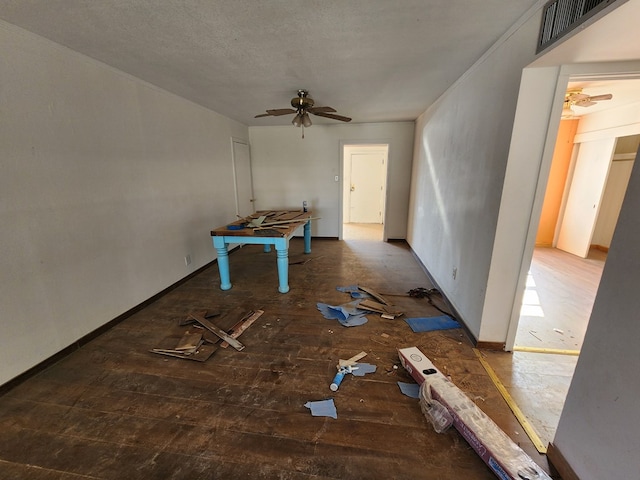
[2, 1, 640, 479]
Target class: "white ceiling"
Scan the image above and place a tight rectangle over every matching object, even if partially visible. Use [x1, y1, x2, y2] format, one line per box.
[0, 0, 541, 126]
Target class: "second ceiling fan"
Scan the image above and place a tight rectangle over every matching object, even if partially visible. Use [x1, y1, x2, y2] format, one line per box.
[562, 88, 613, 117]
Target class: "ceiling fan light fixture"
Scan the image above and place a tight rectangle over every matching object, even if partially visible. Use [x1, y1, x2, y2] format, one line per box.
[301, 112, 312, 127]
[292, 113, 302, 127]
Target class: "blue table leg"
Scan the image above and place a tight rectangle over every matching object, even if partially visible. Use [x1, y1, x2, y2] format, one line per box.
[274, 238, 289, 293]
[304, 220, 311, 254]
[212, 237, 232, 290]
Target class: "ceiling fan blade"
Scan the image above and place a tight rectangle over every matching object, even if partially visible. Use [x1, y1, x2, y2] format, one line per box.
[266, 108, 297, 116]
[308, 106, 336, 114]
[312, 111, 352, 122]
[588, 94, 613, 101]
[254, 113, 271, 118]
[574, 100, 597, 107]
[567, 93, 589, 101]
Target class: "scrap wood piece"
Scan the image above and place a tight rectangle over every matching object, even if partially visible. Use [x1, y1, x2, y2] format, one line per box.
[358, 286, 392, 305]
[253, 225, 289, 230]
[247, 215, 267, 228]
[258, 216, 320, 227]
[338, 351, 368, 369]
[358, 299, 403, 318]
[274, 210, 308, 221]
[179, 310, 220, 326]
[220, 309, 264, 348]
[150, 343, 218, 362]
[189, 313, 245, 351]
[175, 332, 203, 351]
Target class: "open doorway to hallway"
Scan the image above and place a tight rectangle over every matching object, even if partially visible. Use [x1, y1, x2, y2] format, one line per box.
[341, 144, 388, 241]
[501, 80, 640, 448]
[515, 128, 639, 353]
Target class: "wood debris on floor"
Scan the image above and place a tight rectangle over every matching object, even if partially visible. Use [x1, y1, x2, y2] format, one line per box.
[150, 309, 263, 361]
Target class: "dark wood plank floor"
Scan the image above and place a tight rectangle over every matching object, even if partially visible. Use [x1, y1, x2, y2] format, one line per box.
[0, 237, 556, 479]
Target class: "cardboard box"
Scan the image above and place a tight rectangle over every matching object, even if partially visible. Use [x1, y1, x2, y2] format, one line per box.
[398, 347, 551, 480]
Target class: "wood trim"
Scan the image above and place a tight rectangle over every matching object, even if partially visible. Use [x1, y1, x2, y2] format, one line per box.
[590, 244, 609, 253]
[547, 442, 581, 480]
[475, 341, 506, 351]
[0, 256, 220, 396]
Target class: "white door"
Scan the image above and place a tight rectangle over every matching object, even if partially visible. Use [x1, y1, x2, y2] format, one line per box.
[231, 139, 255, 217]
[556, 138, 616, 257]
[349, 152, 386, 223]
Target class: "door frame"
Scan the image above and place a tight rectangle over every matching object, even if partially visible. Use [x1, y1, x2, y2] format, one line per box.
[339, 141, 390, 240]
[479, 60, 640, 351]
[230, 137, 255, 218]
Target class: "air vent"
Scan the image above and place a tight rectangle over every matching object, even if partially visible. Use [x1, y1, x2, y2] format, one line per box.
[537, 0, 619, 53]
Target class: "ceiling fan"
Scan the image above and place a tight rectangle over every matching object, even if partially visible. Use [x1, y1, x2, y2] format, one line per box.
[562, 88, 613, 118]
[255, 90, 351, 137]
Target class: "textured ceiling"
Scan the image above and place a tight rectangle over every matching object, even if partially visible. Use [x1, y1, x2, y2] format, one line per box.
[0, 0, 541, 126]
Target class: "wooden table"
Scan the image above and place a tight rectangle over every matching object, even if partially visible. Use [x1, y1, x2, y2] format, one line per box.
[210, 210, 313, 293]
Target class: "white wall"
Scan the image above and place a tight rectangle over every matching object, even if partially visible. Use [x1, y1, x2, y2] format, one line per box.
[552, 146, 640, 479]
[407, 0, 640, 475]
[591, 160, 634, 247]
[0, 23, 247, 385]
[574, 104, 640, 250]
[248, 123, 414, 239]
[407, 7, 542, 339]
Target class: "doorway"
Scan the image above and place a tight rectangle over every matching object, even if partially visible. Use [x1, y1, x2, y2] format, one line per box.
[231, 138, 255, 218]
[514, 126, 640, 353]
[481, 70, 640, 441]
[341, 144, 389, 241]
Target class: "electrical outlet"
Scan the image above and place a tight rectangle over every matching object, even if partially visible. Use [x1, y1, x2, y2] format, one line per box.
[452, 267, 457, 280]
[334, 175, 339, 182]
[185, 254, 192, 266]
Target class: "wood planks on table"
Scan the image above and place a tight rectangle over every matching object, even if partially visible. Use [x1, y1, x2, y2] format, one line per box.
[211, 209, 312, 237]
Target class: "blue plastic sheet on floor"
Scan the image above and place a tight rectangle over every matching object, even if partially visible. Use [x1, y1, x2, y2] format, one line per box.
[405, 315, 460, 332]
[397, 382, 421, 399]
[336, 285, 359, 293]
[304, 399, 337, 419]
[336, 285, 371, 299]
[316, 301, 369, 327]
[351, 363, 377, 376]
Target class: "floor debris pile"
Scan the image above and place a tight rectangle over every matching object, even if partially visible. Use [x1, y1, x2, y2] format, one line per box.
[150, 309, 263, 361]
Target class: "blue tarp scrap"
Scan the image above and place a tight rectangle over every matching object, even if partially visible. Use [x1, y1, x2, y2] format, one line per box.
[336, 285, 372, 299]
[397, 381, 421, 399]
[304, 399, 337, 419]
[316, 301, 369, 327]
[351, 363, 377, 376]
[404, 315, 460, 333]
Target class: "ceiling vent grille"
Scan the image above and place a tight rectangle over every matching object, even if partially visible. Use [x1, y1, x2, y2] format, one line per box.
[537, 0, 619, 53]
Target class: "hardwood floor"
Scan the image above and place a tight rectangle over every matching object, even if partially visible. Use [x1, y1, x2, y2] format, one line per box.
[515, 247, 606, 350]
[488, 246, 606, 448]
[0, 235, 556, 479]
